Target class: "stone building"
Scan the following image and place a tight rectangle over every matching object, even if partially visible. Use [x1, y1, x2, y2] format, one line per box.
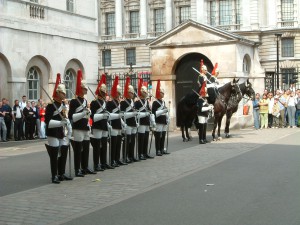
[0, 0, 99, 102]
[98, 0, 300, 129]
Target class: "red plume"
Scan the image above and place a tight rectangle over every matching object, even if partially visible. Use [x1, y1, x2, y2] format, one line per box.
[52, 73, 61, 99]
[110, 76, 119, 98]
[95, 74, 106, 95]
[199, 81, 206, 97]
[155, 80, 161, 99]
[211, 63, 218, 76]
[200, 59, 204, 73]
[138, 77, 143, 97]
[123, 76, 130, 99]
[75, 69, 83, 96]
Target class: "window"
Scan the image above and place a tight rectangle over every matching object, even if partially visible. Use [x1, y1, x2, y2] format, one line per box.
[154, 9, 165, 33]
[208, 0, 241, 29]
[126, 49, 136, 65]
[65, 69, 75, 99]
[243, 55, 251, 73]
[27, 67, 40, 101]
[219, 0, 232, 25]
[282, 38, 294, 57]
[66, 0, 74, 12]
[130, 11, 139, 33]
[30, 0, 38, 2]
[106, 13, 115, 35]
[179, 6, 191, 24]
[209, 1, 217, 26]
[102, 50, 111, 67]
[282, 68, 296, 87]
[281, 0, 294, 21]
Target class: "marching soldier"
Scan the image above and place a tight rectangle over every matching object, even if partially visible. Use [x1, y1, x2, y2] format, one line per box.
[68, 69, 96, 177]
[135, 78, 154, 160]
[90, 74, 113, 171]
[45, 73, 73, 184]
[120, 77, 138, 163]
[197, 83, 214, 144]
[152, 80, 170, 156]
[106, 76, 124, 167]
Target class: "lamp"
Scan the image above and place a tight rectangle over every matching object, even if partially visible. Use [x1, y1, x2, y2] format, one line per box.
[275, 33, 282, 89]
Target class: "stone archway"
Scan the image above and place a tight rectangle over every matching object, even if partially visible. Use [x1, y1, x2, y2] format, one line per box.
[0, 53, 12, 99]
[174, 53, 213, 106]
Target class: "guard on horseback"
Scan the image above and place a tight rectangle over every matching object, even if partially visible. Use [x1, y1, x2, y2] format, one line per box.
[152, 80, 170, 156]
[197, 82, 214, 144]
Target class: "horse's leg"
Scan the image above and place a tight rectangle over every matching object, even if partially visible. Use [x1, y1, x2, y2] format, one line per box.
[225, 112, 232, 138]
[217, 116, 223, 141]
[212, 118, 217, 141]
[186, 126, 191, 141]
[181, 126, 186, 142]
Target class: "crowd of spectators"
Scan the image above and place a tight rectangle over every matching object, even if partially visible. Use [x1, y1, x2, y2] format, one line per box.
[253, 88, 300, 130]
[0, 96, 47, 142]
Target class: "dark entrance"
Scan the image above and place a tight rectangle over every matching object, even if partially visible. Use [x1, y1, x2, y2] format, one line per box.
[175, 53, 213, 105]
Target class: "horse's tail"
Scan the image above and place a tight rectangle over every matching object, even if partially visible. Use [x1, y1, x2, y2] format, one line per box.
[176, 101, 183, 127]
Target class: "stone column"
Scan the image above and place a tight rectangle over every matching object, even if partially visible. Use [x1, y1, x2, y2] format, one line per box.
[241, 0, 251, 30]
[140, 0, 147, 37]
[267, 0, 277, 28]
[165, 0, 172, 32]
[115, 0, 122, 39]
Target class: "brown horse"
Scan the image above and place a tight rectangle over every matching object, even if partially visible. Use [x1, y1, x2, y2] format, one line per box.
[224, 79, 255, 138]
[207, 78, 241, 141]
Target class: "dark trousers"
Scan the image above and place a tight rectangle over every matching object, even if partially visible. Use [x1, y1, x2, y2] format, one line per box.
[14, 118, 23, 140]
[268, 113, 273, 128]
[4, 118, 12, 139]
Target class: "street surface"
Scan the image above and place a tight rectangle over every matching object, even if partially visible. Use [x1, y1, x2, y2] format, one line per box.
[0, 128, 299, 225]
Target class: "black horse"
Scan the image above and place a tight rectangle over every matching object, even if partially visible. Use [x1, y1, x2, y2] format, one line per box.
[224, 79, 255, 138]
[209, 79, 241, 141]
[176, 91, 199, 142]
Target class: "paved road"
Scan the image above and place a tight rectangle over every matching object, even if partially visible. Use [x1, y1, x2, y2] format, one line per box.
[0, 128, 299, 225]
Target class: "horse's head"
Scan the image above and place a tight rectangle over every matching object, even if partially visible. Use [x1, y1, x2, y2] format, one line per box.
[244, 79, 255, 100]
[231, 78, 242, 98]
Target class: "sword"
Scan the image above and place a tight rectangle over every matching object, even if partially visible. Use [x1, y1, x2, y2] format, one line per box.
[165, 101, 171, 153]
[192, 67, 212, 84]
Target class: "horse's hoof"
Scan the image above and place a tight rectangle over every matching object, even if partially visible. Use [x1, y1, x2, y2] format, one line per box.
[225, 134, 230, 138]
[183, 139, 188, 142]
[188, 138, 192, 141]
[213, 138, 217, 142]
[218, 137, 222, 141]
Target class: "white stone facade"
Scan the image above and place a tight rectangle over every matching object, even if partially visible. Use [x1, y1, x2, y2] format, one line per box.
[0, 0, 99, 102]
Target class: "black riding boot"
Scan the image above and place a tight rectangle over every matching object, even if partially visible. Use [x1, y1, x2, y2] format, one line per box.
[203, 123, 209, 143]
[58, 145, 73, 181]
[161, 131, 170, 154]
[154, 132, 162, 156]
[101, 136, 113, 169]
[45, 144, 60, 184]
[70, 140, 84, 177]
[199, 124, 205, 144]
[138, 132, 146, 160]
[91, 138, 103, 172]
[110, 136, 118, 167]
[82, 140, 96, 175]
[125, 134, 133, 163]
[130, 133, 139, 161]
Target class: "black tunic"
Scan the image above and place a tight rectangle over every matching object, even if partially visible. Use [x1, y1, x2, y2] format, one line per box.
[45, 101, 64, 139]
[197, 99, 209, 117]
[134, 99, 150, 126]
[106, 99, 121, 129]
[90, 98, 108, 131]
[151, 100, 167, 125]
[120, 99, 136, 127]
[68, 96, 89, 131]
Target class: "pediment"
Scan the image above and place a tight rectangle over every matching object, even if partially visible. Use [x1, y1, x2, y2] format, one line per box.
[148, 20, 254, 47]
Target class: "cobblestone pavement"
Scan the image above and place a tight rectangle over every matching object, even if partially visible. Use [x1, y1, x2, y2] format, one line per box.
[0, 128, 299, 225]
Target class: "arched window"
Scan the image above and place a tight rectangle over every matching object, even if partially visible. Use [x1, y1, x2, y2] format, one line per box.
[243, 55, 251, 74]
[27, 67, 40, 101]
[65, 69, 75, 99]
